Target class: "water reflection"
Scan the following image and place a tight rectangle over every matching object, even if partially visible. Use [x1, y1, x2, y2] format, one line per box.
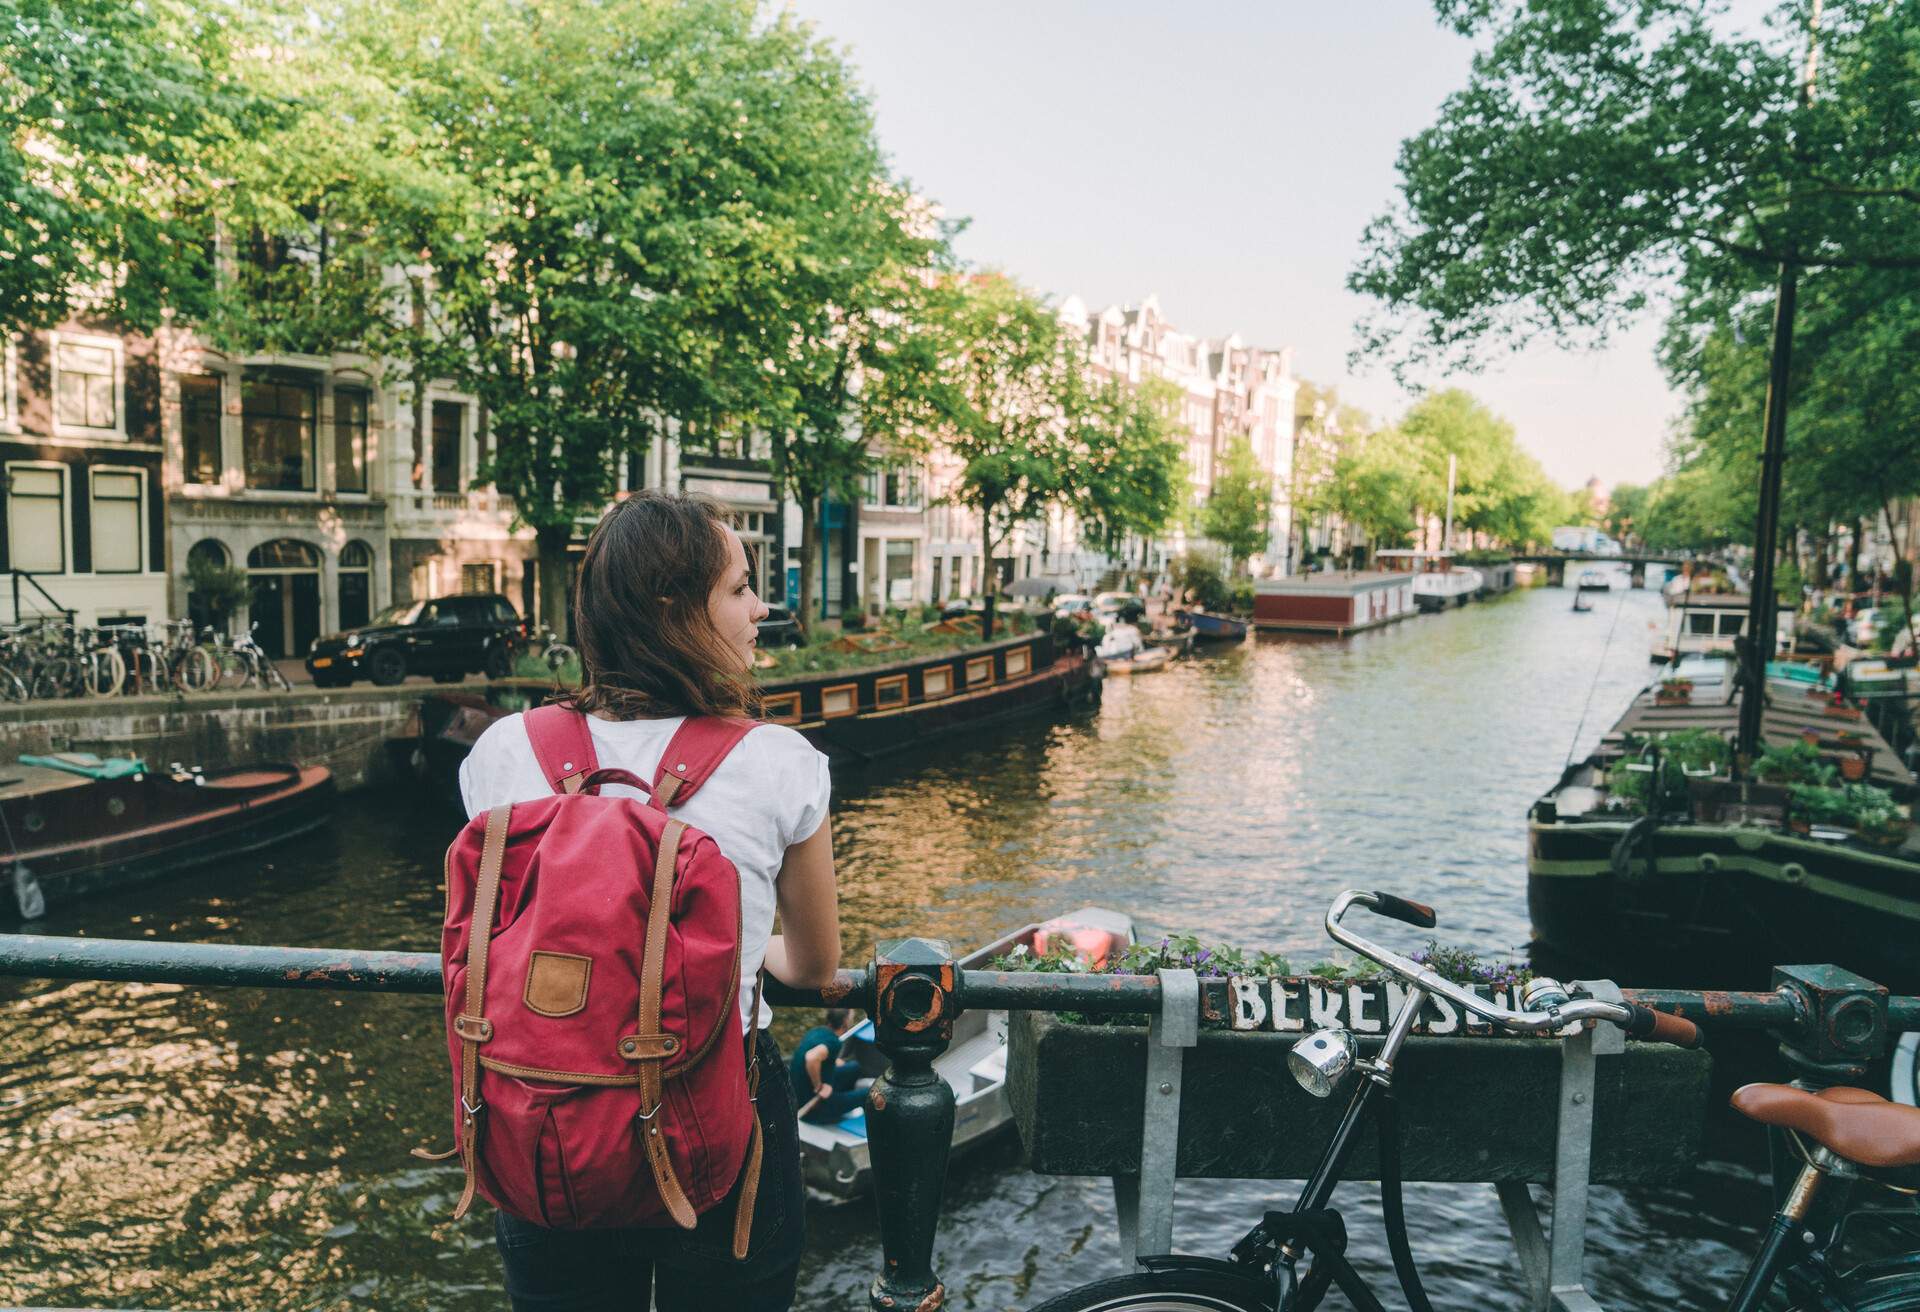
[2, 586, 1786, 1310]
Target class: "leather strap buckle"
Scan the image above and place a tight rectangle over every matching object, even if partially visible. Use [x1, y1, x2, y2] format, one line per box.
[453, 1014, 494, 1042]
[461, 1094, 484, 1117]
[636, 1102, 661, 1123]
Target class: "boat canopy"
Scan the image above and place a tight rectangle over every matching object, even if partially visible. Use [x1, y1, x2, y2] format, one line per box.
[19, 753, 147, 780]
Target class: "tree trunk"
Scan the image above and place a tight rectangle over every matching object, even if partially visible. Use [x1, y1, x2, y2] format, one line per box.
[795, 490, 821, 639]
[980, 505, 997, 641]
[536, 524, 573, 640]
[1848, 517, 1864, 594]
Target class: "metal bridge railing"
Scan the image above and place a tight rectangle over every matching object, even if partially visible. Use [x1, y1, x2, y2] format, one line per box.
[0, 933, 1913, 1312]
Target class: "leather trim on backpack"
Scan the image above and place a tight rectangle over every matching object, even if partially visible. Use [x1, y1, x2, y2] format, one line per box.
[636, 818, 699, 1229]
[524, 951, 592, 1018]
[449, 802, 513, 1221]
[478, 1056, 645, 1087]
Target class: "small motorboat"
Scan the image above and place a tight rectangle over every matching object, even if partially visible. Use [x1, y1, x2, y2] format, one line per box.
[1143, 630, 1195, 656]
[1, 753, 334, 920]
[1576, 569, 1612, 593]
[1102, 647, 1172, 676]
[1572, 593, 1594, 613]
[1172, 609, 1250, 641]
[798, 907, 1133, 1201]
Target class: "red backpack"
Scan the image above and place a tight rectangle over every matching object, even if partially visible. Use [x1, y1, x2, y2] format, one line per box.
[417, 705, 765, 1256]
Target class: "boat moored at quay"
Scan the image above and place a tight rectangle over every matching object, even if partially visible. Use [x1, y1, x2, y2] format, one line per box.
[0, 753, 334, 921]
[408, 629, 1101, 795]
[1251, 570, 1416, 635]
[1526, 665, 1920, 995]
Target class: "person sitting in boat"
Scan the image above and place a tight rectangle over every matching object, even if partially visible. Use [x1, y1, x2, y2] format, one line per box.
[790, 1008, 868, 1123]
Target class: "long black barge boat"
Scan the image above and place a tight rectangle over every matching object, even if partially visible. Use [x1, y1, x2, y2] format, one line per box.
[407, 630, 1101, 799]
[1527, 666, 1918, 996]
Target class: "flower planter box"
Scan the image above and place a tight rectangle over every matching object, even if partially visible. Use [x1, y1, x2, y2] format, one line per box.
[1654, 691, 1691, 706]
[1007, 1010, 1710, 1186]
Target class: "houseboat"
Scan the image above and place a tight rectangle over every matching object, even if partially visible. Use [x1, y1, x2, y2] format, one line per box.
[1649, 592, 1797, 664]
[1378, 549, 1481, 612]
[1, 753, 335, 920]
[1251, 570, 1416, 635]
[408, 630, 1101, 796]
[1526, 671, 1918, 996]
[1575, 568, 1614, 593]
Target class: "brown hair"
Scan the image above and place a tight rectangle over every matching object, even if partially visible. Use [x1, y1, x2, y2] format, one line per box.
[563, 491, 760, 721]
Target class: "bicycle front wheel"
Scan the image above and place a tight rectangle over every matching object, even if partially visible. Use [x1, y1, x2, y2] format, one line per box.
[1029, 1270, 1274, 1312]
[174, 645, 217, 693]
[83, 648, 125, 698]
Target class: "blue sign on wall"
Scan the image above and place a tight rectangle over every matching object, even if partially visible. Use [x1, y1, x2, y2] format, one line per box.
[786, 564, 800, 602]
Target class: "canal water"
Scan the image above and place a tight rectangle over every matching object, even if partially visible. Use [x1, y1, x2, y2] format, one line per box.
[0, 583, 1802, 1309]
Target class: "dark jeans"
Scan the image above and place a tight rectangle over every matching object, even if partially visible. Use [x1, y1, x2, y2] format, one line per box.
[495, 1029, 805, 1312]
[801, 1060, 865, 1124]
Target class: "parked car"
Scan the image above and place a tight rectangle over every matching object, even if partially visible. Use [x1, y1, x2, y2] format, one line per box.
[757, 606, 805, 648]
[1092, 590, 1136, 614]
[1051, 593, 1093, 617]
[305, 593, 527, 688]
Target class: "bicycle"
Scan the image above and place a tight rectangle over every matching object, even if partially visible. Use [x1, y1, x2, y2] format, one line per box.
[1031, 889, 1920, 1312]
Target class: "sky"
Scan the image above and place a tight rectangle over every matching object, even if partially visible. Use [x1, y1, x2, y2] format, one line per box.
[782, 0, 1680, 493]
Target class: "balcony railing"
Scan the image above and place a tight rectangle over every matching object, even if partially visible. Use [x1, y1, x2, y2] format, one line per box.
[393, 488, 515, 517]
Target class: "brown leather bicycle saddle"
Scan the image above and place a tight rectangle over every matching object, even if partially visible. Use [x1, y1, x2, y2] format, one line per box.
[1731, 1084, 1920, 1169]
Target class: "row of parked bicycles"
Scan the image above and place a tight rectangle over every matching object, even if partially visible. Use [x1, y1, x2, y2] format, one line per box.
[0, 618, 291, 700]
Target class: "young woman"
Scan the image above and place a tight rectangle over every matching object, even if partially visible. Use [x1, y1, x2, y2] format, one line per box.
[458, 490, 840, 1312]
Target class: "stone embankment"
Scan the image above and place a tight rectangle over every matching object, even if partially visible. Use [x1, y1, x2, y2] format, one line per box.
[0, 683, 465, 790]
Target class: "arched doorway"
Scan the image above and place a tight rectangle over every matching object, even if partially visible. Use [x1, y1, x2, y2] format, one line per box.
[338, 540, 373, 631]
[186, 539, 231, 634]
[247, 539, 322, 659]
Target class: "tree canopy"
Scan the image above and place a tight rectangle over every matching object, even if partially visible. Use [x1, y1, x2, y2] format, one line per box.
[1352, 0, 1920, 381]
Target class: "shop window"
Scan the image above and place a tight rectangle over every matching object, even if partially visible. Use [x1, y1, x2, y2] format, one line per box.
[180, 375, 223, 485]
[242, 376, 317, 491]
[334, 387, 369, 493]
[6, 466, 64, 572]
[52, 335, 122, 437]
[90, 469, 143, 573]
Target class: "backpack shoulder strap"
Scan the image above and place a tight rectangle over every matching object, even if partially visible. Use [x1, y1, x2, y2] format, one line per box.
[522, 704, 599, 794]
[650, 716, 759, 808]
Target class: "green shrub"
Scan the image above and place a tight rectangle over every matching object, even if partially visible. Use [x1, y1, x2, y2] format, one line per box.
[1173, 553, 1233, 612]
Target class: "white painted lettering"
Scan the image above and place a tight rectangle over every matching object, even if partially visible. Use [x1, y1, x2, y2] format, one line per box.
[1347, 983, 1383, 1034]
[1463, 984, 1494, 1033]
[1308, 981, 1344, 1030]
[1428, 992, 1460, 1035]
[1273, 979, 1306, 1032]
[1230, 976, 1268, 1031]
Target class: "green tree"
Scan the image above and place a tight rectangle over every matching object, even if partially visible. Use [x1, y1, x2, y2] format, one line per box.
[1199, 434, 1274, 575]
[1351, 0, 1920, 379]
[925, 274, 1084, 634]
[1, 0, 265, 329]
[1070, 376, 1187, 565]
[754, 187, 953, 634]
[308, 0, 893, 633]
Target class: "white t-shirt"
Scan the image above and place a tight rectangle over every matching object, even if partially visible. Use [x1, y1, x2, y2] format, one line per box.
[458, 712, 832, 1033]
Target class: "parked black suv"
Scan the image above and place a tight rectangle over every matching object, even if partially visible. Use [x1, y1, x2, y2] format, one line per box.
[306, 593, 527, 688]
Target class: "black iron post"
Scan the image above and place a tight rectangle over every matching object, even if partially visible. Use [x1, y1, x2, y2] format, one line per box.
[1764, 963, 1887, 1202]
[865, 936, 958, 1312]
[1737, 258, 1799, 766]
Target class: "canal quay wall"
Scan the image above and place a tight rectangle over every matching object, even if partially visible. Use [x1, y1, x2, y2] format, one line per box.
[0, 684, 457, 790]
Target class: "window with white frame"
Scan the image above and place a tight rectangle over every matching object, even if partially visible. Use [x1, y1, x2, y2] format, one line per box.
[862, 463, 923, 510]
[179, 374, 223, 485]
[90, 469, 143, 573]
[51, 334, 123, 437]
[7, 466, 65, 572]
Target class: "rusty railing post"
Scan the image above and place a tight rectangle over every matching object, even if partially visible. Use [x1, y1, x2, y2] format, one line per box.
[865, 935, 957, 1312]
[1766, 963, 1888, 1203]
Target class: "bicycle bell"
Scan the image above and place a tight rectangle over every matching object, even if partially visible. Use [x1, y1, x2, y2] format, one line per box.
[1288, 1027, 1356, 1098]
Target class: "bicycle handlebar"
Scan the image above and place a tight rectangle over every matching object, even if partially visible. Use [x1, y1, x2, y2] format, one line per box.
[1324, 890, 1701, 1049]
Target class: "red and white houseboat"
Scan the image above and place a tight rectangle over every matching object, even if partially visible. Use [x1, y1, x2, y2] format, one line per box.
[1252, 571, 1416, 635]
